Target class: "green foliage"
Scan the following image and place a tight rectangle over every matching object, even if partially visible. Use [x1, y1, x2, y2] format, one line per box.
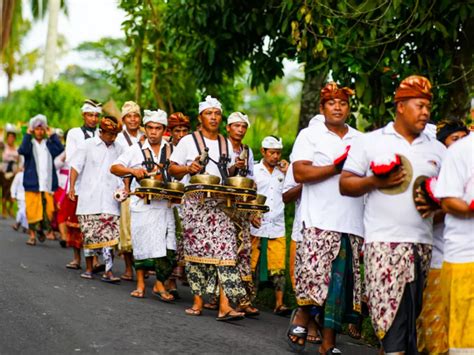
[0, 81, 84, 129]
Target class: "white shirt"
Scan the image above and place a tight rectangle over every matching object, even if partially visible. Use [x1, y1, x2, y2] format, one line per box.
[250, 162, 286, 239]
[115, 129, 144, 150]
[71, 136, 123, 216]
[282, 163, 302, 242]
[54, 151, 69, 190]
[65, 126, 98, 192]
[10, 171, 25, 201]
[170, 134, 234, 183]
[33, 139, 50, 192]
[435, 134, 474, 263]
[344, 122, 446, 244]
[292, 123, 364, 236]
[113, 139, 171, 213]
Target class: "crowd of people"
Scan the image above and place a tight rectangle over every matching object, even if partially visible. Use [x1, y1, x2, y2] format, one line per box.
[0, 74, 473, 354]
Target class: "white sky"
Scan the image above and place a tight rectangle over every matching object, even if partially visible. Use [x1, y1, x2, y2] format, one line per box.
[0, 0, 126, 97]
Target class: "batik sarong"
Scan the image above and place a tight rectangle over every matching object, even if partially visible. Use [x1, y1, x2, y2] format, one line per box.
[134, 250, 176, 282]
[78, 213, 119, 250]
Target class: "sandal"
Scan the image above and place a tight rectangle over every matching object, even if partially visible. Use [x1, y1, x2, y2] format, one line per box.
[92, 264, 105, 273]
[274, 304, 292, 317]
[152, 290, 174, 303]
[320, 347, 342, 355]
[185, 308, 202, 316]
[120, 274, 134, 281]
[80, 271, 93, 279]
[216, 310, 245, 322]
[168, 289, 180, 300]
[100, 274, 121, 284]
[286, 309, 307, 353]
[203, 302, 218, 310]
[26, 239, 36, 246]
[236, 305, 260, 317]
[307, 333, 322, 344]
[130, 289, 145, 298]
[66, 262, 81, 270]
[347, 323, 361, 340]
[36, 230, 46, 243]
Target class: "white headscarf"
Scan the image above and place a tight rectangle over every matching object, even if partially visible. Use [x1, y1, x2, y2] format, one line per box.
[262, 136, 283, 149]
[199, 95, 222, 114]
[227, 112, 250, 127]
[81, 100, 102, 114]
[29, 114, 48, 129]
[143, 109, 168, 126]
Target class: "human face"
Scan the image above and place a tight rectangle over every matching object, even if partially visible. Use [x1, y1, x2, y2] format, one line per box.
[33, 126, 46, 140]
[226, 122, 248, 143]
[444, 131, 468, 147]
[83, 112, 100, 129]
[100, 130, 118, 145]
[320, 99, 350, 126]
[6, 132, 16, 145]
[199, 108, 222, 133]
[397, 98, 431, 135]
[260, 148, 282, 167]
[123, 112, 141, 132]
[145, 122, 165, 145]
[170, 125, 189, 145]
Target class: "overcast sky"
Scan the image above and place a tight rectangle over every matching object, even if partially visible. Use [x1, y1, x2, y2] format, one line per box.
[0, 0, 126, 97]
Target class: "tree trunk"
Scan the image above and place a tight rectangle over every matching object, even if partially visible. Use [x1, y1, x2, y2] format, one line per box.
[43, 0, 60, 83]
[134, 41, 143, 105]
[1, 0, 16, 55]
[297, 63, 328, 131]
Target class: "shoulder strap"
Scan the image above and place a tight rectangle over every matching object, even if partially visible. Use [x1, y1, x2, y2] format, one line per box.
[123, 130, 133, 146]
[217, 134, 229, 159]
[192, 131, 206, 156]
[81, 126, 92, 140]
[159, 143, 173, 164]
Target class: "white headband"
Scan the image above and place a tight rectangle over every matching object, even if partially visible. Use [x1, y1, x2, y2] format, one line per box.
[81, 103, 102, 114]
[29, 114, 48, 129]
[199, 95, 222, 114]
[143, 109, 168, 126]
[227, 112, 250, 127]
[262, 136, 283, 149]
[5, 123, 17, 133]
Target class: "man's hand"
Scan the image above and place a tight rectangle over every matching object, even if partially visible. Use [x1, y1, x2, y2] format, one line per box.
[234, 157, 246, 170]
[46, 127, 52, 137]
[278, 159, 289, 174]
[414, 186, 439, 218]
[68, 188, 76, 201]
[251, 215, 262, 228]
[131, 168, 148, 180]
[373, 167, 406, 189]
[27, 127, 33, 135]
[188, 157, 203, 175]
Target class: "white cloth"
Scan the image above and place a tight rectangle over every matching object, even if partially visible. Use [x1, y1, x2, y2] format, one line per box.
[32, 139, 51, 192]
[292, 123, 364, 236]
[65, 126, 98, 192]
[435, 134, 474, 263]
[282, 163, 302, 242]
[308, 114, 325, 127]
[10, 171, 25, 201]
[71, 136, 123, 216]
[344, 122, 446, 244]
[143, 109, 167, 126]
[115, 129, 144, 150]
[250, 162, 286, 238]
[170, 134, 234, 182]
[29, 114, 47, 129]
[113, 139, 176, 259]
[198, 95, 222, 114]
[54, 152, 68, 190]
[262, 136, 283, 149]
[81, 103, 102, 114]
[227, 112, 250, 127]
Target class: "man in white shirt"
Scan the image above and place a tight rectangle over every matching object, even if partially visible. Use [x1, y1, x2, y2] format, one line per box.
[111, 109, 176, 301]
[169, 96, 246, 321]
[435, 133, 474, 352]
[19, 114, 64, 246]
[68, 116, 123, 283]
[64, 99, 101, 270]
[340, 76, 445, 354]
[115, 101, 144, 282]
[10, 168, 28, 232]
[288, 82, 364, 354]
[250, 136, 291, 316]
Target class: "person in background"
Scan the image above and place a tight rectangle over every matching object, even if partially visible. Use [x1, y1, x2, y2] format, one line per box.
[1, 124, 20, 218]
[10, 166, 28, 233]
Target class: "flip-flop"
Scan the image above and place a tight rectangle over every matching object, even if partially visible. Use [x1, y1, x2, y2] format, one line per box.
[66, 262, 81, 270]
[286, 309, 307, 353]
[236, 306, 260, 317]
[36, 230, 46, 243]
[130, 289, 145, 298]
[185, 308, 202, 316]
[100, 275, 121, 284]
[307, 333, 322, 344]
[274, 305, 292, 317]
[203, 302, 218, 310]
[152, 290, 174, 303]
[80, 272, 93, 280]
[26, 239, 36, 246]
[216, 311, 245, 322]
[120, 274, 134, 281]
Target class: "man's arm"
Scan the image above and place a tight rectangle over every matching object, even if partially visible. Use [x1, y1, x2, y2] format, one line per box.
[293, 160, 338, 184]
[339, 169, 406, 197]
[18, 132, 33, 156]
[110, 163, 148, 180]
[440, 197, 474, 219]
[168, 160, 201, 180]
[282, 184, 302, 204]
[68, 168, 79, 201]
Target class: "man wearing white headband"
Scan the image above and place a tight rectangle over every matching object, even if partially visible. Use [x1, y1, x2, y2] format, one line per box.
[63, 99, 102, 271]
[169, 96, 247, 321]
[250, 135, 290, 316]
[114, 101, 144, 282]
[19, 114, 64, 246]
[111, 108, 176, 301]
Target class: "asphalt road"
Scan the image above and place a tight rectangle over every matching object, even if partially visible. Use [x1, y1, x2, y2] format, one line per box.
[0, 218, 377, 354]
